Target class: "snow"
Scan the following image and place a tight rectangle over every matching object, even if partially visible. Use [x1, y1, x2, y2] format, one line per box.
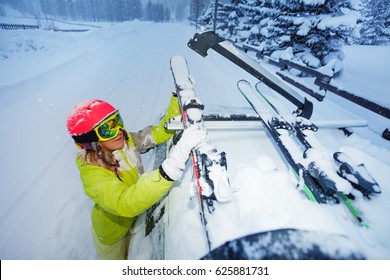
[302, 0, 326, 5]
[1, 9, 390, 261]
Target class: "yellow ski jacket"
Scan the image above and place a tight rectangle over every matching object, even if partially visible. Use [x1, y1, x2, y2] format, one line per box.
[76, 96, 180, 245]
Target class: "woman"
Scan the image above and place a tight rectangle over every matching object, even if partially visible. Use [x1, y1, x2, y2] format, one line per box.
[66, 96, 206, 259]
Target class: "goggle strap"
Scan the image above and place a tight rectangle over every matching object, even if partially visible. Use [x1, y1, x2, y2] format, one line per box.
[72, 130, 99, 143]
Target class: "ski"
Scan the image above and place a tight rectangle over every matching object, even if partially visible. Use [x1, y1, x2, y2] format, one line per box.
[169, 55, 232, 251]
[237, 80, 368, 226]
[188, 30, 314, 119]
[255, 81, 381, 198]
[236, 79, 331, 204]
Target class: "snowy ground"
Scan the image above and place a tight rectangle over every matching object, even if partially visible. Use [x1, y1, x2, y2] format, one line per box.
[1, 10, 390, 260]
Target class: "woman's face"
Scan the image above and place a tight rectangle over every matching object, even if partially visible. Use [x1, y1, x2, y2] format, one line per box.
[99, 130, 125, 151]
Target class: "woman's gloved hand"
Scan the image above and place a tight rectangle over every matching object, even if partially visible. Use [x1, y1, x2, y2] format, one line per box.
[161, 127, 207, 181]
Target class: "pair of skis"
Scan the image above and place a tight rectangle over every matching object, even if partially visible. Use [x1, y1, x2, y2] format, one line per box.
[169, 55, 232, 252]
[253, 81, 381, 196]
[237, 79, 381, 226]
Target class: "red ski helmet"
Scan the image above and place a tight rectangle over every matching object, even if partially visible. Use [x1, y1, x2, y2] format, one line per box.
[66, 99, 118, 144]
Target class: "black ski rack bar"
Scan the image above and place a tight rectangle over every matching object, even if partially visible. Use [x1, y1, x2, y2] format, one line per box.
[276, 72, 325, 101]
[315, 79, 390, 120]
[243, 42, 390, 120]
[188, 31, 314, 119]
[243, 44, 332, 83]
[252, 51, 329, 101]
[278, 58, 332, 83]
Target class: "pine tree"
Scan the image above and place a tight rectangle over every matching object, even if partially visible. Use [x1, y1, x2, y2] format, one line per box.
[1, 0, 152, 23]
[190, 0, 208, 27]
[359, 0, 390, 45]
[200, 0, 361, 75]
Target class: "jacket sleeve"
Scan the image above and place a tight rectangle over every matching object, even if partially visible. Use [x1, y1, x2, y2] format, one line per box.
[77, 158, 173, 218]
[152, 95, 181, 144]
[130, 95, 180, 152]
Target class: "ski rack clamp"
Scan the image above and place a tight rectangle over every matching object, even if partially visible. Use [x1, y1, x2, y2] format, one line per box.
[188, 31, 225, 57]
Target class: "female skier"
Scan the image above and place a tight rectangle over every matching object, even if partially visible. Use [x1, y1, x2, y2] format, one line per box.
[66, 96, 205, 259]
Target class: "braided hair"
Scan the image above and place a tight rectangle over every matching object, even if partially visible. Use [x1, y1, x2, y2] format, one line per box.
[79, 130, 130, 177]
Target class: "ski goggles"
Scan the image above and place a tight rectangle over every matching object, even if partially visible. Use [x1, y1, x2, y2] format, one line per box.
[93, 112, 125, 141]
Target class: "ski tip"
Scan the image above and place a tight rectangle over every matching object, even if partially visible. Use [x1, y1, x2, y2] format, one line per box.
[170, 55, 187, 66]
[237, 79, 251, 88]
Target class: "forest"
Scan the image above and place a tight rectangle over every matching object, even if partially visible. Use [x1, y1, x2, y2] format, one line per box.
[0, 0, 188, 22]
[1, 0, 389, 72]
[198, 0, 389, 73]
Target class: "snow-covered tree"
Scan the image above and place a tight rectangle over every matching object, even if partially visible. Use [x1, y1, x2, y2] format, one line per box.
[144, 1, 170, 22]
[172, 1, 188, 22]
[200, 0, 361, 75]
[190, 0, 208, 27]
[0, 0, 149, 22]
[358, 0, 390, 45]
[199, 1, 244, 35]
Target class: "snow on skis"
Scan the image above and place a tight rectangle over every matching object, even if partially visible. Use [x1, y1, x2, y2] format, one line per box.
[169, 55, 232, 252]
[237, 79, 374, 227]
[237, 80, 328, 202]
[254, 81, 381, 198]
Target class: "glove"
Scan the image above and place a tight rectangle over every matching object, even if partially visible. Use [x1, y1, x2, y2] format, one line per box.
[161, 126, 207, 181]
